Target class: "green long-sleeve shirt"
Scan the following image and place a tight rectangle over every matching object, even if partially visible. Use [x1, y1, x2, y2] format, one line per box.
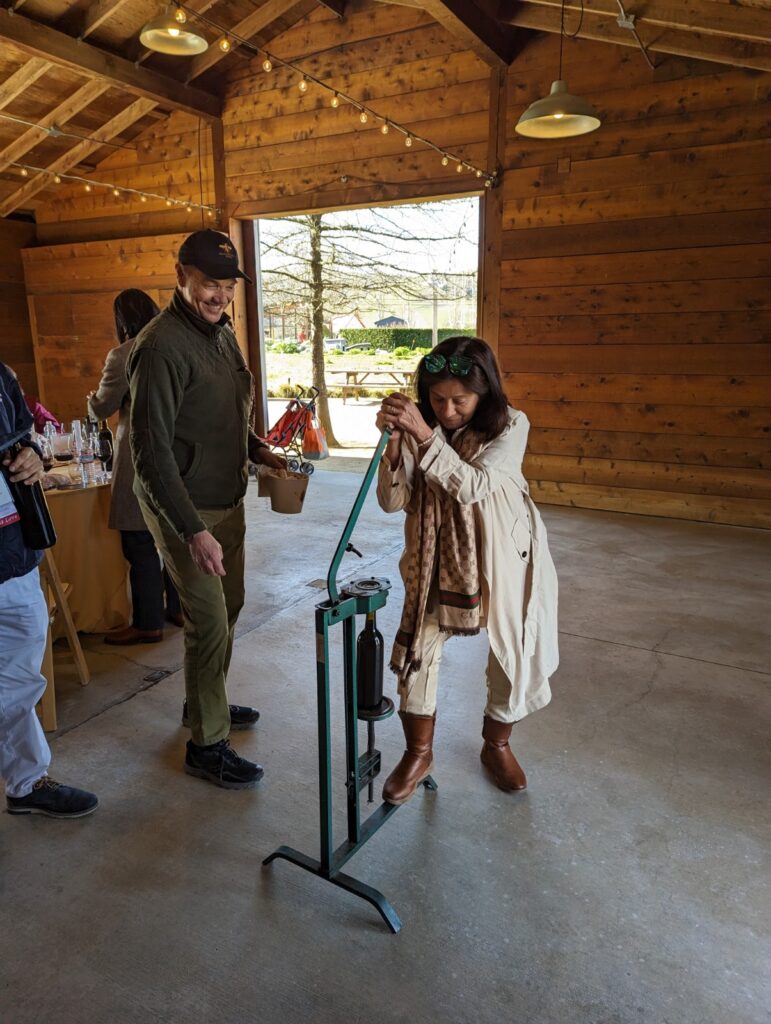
[128, 289, 265, 541]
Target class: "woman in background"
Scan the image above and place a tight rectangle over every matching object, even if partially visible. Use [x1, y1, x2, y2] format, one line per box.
[376, 335, 559, 804]
[89, 288, 182, 645]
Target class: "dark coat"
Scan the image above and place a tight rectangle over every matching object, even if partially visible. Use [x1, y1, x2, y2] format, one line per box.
[0, 363, 42, 583]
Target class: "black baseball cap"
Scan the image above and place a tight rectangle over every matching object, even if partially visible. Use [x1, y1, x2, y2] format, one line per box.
[178, 229, 252, 283]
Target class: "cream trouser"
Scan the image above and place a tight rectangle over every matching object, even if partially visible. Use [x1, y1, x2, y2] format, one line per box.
[398, 572, 526, 724]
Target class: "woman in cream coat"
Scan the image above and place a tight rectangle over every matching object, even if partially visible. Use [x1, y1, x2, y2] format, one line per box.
[376, 336, 558, 805]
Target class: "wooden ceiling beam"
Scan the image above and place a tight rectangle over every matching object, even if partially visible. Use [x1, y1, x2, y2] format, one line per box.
[498, 1, 771, 71]
[500, 0, 771, 46]
[0, 78, 111, 176]
[318, 0, 347, 16]
[78, 0, 136, 40]
[184, 0, 311, 81]
[0, 96, 156, 216]
[0, 8, 222, 119]
[421, 0, 520, 67]
[0, 56, 50, 110]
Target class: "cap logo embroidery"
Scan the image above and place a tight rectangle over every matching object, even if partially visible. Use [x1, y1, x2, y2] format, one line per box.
[218, 242, 234, 257]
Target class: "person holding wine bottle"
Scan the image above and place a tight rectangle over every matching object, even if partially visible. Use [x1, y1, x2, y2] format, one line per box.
[88, 288, 183, 646]
[0, 362, 98, 818]
[375, 336, 559, 805]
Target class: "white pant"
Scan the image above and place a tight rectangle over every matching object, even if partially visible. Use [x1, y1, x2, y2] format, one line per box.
[0, 568, 51, 797]
[399, 578, 521, 724]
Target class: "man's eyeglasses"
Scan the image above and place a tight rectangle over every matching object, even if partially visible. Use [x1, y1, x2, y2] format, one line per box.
[424, 353, 474, 376]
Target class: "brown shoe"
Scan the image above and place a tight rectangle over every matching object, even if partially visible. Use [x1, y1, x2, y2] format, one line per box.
[480, 716, 527, 791]
[104, 625, 163, 646]
[382, 711, 435, 806]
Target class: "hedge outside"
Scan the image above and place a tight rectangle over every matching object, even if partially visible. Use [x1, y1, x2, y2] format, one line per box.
[338, 328, 476, 350]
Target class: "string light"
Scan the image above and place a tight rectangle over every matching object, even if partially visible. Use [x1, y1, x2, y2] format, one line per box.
[9, 160, 219, 215]
[167, 3, 497, 187]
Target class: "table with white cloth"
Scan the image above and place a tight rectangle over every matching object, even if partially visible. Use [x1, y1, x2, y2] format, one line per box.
[45, 482, 130, 635]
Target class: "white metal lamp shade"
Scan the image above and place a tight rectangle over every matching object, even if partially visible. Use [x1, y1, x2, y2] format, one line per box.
[139, 11, 208, 55]
[515, 80, 601, 138]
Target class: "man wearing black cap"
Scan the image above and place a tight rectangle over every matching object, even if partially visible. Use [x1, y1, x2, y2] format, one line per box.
[128, 229, 284, 789]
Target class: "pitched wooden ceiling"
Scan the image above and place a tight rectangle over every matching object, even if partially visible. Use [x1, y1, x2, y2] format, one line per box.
[0, 0, 768, 217]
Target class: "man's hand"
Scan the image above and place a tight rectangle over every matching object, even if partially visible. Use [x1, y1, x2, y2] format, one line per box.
[253, 447, 287, 471]
[2, 446, 44, 485]
[188, 529, 226, 577]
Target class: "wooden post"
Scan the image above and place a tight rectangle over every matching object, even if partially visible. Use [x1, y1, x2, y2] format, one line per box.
[477, 66, 507, 355]
[240, 220, 269, 437]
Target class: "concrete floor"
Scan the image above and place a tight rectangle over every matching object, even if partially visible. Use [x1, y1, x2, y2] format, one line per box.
[1, 469, 769, 1024]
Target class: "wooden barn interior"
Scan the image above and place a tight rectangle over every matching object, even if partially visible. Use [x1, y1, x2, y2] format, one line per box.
[0, 1, 769, 1021]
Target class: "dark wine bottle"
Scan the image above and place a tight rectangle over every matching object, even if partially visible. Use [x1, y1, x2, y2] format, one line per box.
[4, 443, 57, 549]
[356, 612, 385, 712]
[98, 419, 114, 472]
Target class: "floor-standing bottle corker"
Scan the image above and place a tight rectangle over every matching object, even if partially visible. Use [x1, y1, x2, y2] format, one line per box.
[98, 419, 114, 473]
[4, 442, 57, 549]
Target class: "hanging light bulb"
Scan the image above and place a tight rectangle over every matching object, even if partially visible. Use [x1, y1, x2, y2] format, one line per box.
[207, 209, 214, 218]
[84, 183, 92, 192]
[484, 178, 493, 189]
[330, 93, 340, 108]
[475, 169, 483, 178]
[139, 8, 208, 55]
[53, 174, 62, 184]
[381, 122, 390, 135]
[165, 198, 173, 206]
[218, 36, 231, 52]
[515, 0, 600, 138]
[186, 204, 193, 212]
[140, 194, 147, 202]
[359, 110, 368, 124]
[456, 162, 463, 173]
[441, 155, 449, 167]
[298, 76, 309, 93]
[405, 135, 413, 148]
[20, 167, 28, 177]
[262, 57, 273, 72]
[112, 187, 120, 197]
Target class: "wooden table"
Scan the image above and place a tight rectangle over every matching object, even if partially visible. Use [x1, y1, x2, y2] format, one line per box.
[46, 482, 130, 635]
[326, 368, 415, 403]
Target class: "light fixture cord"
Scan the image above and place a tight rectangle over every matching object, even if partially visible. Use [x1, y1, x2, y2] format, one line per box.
[559, 0, 565, 80]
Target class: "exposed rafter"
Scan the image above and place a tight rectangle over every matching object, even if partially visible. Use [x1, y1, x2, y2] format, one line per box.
[0, 57, 50, 110]
[497, 0, 771, 72]
[0, 97, 156, 216]
[0, 79, 111, 176]
[421, 0, 520, 67]
[0, 8, 222, 120]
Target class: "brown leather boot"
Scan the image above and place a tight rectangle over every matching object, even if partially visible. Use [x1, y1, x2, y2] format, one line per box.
[382, 711, 435, 806]
[480, 716, 527, 791]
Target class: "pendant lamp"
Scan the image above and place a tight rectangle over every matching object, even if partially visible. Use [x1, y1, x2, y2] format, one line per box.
[515, 0, 600, 139]
[140, 6, 208, 55]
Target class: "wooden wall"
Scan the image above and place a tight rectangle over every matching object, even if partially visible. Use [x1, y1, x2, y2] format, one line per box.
[22, 235, 183, 420]
[221, 1, 493, 216]
[499, 35, 771, 528]
[0, 218, 37, 394]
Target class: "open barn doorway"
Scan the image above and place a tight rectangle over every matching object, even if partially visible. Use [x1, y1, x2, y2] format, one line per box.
[252, 196, 479, 465]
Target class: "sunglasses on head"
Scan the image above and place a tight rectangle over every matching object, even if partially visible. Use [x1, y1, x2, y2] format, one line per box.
[424, 353, 474, 376]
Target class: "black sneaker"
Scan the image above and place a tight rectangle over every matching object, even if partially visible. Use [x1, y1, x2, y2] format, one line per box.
[181, 700, 260, 731]
[6, 776, 98, 818]
[184, 739, 264, 789]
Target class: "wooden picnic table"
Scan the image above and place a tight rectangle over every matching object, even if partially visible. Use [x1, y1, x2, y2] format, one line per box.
[326, 367, 415, 403]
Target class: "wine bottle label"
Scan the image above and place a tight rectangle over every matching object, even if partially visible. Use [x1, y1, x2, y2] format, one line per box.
[0, 472, 21, 528]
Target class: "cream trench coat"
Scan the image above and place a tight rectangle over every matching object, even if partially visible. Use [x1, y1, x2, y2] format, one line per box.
[376, 407, 559, 720]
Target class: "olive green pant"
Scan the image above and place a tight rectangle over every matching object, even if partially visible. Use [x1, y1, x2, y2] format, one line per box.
[139, 499, 245, 747]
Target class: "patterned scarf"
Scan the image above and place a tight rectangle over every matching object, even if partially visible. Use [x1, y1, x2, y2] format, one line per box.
[390, 427, 483, 685]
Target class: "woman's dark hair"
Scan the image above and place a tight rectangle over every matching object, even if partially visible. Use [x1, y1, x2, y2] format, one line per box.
[415, 335, 509, 441]
[113, 288, 160, 344]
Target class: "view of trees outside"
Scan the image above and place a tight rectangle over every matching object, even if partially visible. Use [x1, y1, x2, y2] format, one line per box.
[258, 197, 479, 446]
